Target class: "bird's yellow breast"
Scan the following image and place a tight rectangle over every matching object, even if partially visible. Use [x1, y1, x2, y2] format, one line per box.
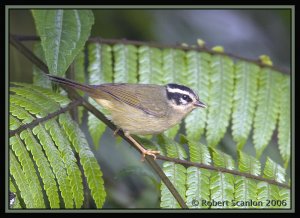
[95, 98, 182, 135]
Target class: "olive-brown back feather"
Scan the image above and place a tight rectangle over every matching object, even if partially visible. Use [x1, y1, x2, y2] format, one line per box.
[48, 75, 168, 117]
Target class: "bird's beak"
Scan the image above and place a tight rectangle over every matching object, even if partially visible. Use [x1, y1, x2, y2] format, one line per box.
[194, 100, 207, 108]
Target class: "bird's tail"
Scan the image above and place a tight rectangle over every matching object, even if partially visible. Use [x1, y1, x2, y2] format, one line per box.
[47, 74, 96, 95]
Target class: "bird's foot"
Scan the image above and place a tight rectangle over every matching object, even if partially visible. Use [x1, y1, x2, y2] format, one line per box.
[113, 128, 120, 136]
[141, 149, 160, 161]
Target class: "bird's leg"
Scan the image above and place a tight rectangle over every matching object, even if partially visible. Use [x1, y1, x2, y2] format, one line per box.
[124, 132, 160, 161]
[113, 128, 120, 136]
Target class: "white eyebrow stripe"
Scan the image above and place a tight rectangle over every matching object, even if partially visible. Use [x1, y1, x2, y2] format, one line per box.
[167, 87, 192, 96]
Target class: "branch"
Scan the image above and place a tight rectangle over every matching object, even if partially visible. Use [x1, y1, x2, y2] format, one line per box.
[9, 35, 188, 209]
[11, 34, 290, 75]
[157, 155, 290, 189]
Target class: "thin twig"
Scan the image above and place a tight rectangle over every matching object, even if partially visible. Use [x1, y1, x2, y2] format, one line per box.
[11, 34, 290, 75]
[156, 155, 290, 189]
[9, 34, 188, 209]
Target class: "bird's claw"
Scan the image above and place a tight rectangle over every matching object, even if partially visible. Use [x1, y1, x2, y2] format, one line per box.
[113, 128, 120, 136]
[141, 149, 160, 161]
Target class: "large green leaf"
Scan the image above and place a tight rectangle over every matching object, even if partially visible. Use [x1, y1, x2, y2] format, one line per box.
[32, 43, 52, 88]
[32, 10, 94, 76]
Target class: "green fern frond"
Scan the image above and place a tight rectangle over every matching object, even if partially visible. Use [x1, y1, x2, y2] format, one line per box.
[232, 61, 259, 150]
[184, 51, 210, 141]
[9, 179, 21, 208]
[10, 130, 44, 208]
[279, 188, 290, 208]
[10, 94, 47, 117]
[263, 157, 286, 183]
[10, 151, 36, 208]
[158, 134, 187, 159]
[10, 104, 34, 124]
[138, 46, 164, 84]
[234, 177, 258, 208]
[238, 151, 261, 176]
[234, 151, 261, 208]
[162, 48, 186, 84]
[59, 114, 106, 208]
[44, 120, 83, 208]
[10, 84, 106, 208]
[210, 148, 235, 208]
[162, 48, 187, 138]
[253, 69, 281, 158]
[10, 86, 59, 115]
[163, 124, 180, 139]
[210, 171, 234, 208]
[257, 182, 281, 208]
[20, 129, 60, 208]
[135, 136, 167, 156]
[32, 124, 74, 208]
[278, 75, 290, 168]
[211, 148, 235, 169]
[31, 10, 94, 76]
[87, 43, 113, 148]
[257, 157, 287, 208]
[160, 162, 186, 208]
[88, 43, 113, 84]
[11, 106, 60, 208]
[14, 83, 71, 107]
[188, 140, 211, 164]
[206, 55, 234, 147]
[113, 44, 138, 83]
[186, 167, 210, 208]
[186, 142, 211, 208]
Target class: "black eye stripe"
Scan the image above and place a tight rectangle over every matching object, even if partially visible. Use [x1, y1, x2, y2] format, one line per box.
[166, 83, 197, 105]
[167, 92, 192, 105]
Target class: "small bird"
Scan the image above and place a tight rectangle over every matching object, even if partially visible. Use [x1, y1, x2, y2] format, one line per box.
[48, 75, 206, 159]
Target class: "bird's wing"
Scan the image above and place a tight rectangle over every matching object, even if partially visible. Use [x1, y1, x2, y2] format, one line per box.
[95, 84, 168, 117]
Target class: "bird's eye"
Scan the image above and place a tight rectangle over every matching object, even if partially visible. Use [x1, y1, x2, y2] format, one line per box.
[182, 95, 188, 100]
